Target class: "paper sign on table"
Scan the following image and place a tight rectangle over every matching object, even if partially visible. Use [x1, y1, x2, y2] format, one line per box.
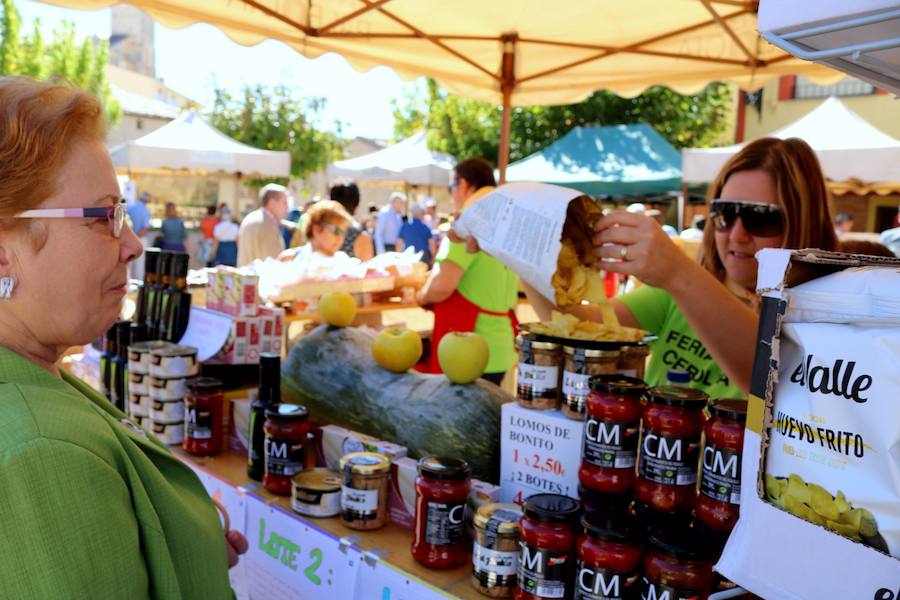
[244, 494, 359, 600]
[177, 306, 234, 360]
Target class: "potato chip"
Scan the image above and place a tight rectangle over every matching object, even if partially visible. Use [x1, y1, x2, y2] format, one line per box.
[838, 508, 862, 530]
[787, 474, 811, 505]
[809, 483, 841, 521]
[807, 510, 827, 526]
[858, 508, 878, 538]
[834, 491, 851, 514]
[783, 494, 811, 520]
[765, 474, 785, 501]
[825, 519, 860, 539]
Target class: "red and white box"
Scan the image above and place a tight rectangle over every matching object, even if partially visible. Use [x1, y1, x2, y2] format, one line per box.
[246, 316, 262, 364]
[258, 306, 285, 354]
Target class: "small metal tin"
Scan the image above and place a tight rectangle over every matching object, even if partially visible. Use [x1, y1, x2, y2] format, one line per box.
[152, 419, 184, 445]
[149, 344, 199, 378]
[149, 376, 188, 401]
[150, 398, 185, 422]
[128, 371, 150, 396]
[128, 341, 173, 374]
[291, 468, 343, 518]
[128, 393, 149, 417]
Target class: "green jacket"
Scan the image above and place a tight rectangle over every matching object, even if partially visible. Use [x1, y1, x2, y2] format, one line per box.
[0, 347, 233, 599]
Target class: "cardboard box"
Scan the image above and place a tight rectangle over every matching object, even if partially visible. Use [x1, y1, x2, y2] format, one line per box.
[237, 271, 259, 317]
[316, 425, 408, 471]
[206, 269, 224, 312]
[389, 457, 417, 529]
[500, 402, 584, 505]
[717, 249, 900, 599]
[246, 316, 261, 364]
[258, 306, 285, 355]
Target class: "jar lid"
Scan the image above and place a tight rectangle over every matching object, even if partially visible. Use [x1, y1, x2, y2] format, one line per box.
[417, 456, 471, 480]
[128, 340, 172, 354]
[293, 468, 342, 492]
[666, 369, 692, 384]
[708, 398, 748, 422]
[648, 523, 717, 561]
[523, 493, 581, 524]
[264, 403, 309, 421]
[150, 344, 198, 358]
[589, 374, 647, 395]
[340, 451, 390, 475]
[185, 377, 223, 393]
[647, 385, 709, 408]
[517, 333, 560, 351]
[581, 509, 635, 543]
[473, 502, 523, 535]
[563, 346, 621, 358]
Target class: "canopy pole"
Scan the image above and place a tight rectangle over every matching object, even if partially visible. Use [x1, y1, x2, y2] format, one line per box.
[497, 34, 517, 184]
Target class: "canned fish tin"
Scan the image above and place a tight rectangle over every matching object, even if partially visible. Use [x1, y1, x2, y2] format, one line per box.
[149, 345, 199, 378]
[129, 393, 149, 417]
[291, 468, 343, 517]
[149, 376, 188, 401]
[129, 371, 150, 396]
[128, 341, 173, 374]
[151, 398, 185, 422]
[132, 414, 146, 429]
[152, 420, 184, 445]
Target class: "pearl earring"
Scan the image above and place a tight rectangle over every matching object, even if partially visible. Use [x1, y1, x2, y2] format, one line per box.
[0, 276, 15, 300]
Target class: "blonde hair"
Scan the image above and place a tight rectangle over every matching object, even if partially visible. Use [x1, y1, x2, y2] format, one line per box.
[699, 137, 839, 282]
[303, 200, 352, 239]
[0, 77, 106, 222]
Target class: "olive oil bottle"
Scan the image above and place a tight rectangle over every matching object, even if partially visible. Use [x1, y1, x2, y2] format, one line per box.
[248, 352, 281, 480]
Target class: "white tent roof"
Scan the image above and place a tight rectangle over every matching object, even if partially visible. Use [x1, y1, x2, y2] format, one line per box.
[326, 132, 456, 186]
[682, 97, 900, 183]
[109, 110, 291, 177]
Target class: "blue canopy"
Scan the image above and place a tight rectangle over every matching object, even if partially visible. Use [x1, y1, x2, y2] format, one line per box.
[504, 124, 682, 196]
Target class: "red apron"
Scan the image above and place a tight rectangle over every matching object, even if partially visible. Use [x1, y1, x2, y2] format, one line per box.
[421, 290, 519, 374]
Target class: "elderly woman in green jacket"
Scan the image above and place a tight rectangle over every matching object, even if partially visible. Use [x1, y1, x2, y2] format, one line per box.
[0, 77, 246, 598]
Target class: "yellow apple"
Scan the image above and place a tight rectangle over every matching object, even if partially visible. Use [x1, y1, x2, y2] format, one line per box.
[438, 331, 489, 384]
[372, 327, 423, 372]
[318, 292, 356, 327]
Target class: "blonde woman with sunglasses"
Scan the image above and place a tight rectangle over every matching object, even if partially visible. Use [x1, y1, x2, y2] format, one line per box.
[279, 200, 355, 262]
[530, 137, 838, 396]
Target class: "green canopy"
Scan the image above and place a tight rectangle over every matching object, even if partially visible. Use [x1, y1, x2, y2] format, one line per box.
[504, 124, 682, 196]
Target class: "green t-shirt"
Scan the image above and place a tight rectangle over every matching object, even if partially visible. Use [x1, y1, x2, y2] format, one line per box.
[436, 237, 519, 374]
[618, 284, 744, 399]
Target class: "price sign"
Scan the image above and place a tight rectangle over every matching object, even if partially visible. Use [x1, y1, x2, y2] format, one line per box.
[500, 402, 584, 504]
[244, 495, 359, 599]
[353, 557, 451, 600]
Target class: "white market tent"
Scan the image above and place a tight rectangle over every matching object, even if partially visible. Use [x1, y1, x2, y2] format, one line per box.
[110, 110, 291, 177]
[682, 96, 900, 183]
[325, 132, 456, 186]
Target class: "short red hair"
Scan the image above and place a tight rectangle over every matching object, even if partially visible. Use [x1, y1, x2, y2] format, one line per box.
[0, 77, 106, 220]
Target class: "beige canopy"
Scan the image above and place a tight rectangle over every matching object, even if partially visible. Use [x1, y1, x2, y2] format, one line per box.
[45, 0, 843, 176]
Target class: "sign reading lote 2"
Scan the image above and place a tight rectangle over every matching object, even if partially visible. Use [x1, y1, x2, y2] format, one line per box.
[500, 402, 583, 505]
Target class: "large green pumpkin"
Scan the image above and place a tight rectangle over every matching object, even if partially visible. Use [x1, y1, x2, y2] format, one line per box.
[282, 325, 512, 481]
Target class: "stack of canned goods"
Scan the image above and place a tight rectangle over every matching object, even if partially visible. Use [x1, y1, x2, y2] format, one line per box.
[143, 343, 199, 444]
[126, 341, 171, 430]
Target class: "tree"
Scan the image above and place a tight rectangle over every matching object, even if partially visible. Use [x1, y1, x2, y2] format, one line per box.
[393, 78, 732, 163]
[208, 83, 346, 184]
[0, 0, 120, 124]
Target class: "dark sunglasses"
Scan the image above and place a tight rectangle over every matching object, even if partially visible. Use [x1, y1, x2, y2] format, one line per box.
[709, 200, 785, 237]
[323, 223, 347, 237]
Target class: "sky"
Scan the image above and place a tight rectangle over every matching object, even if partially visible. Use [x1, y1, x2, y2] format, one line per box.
[16, 0, 420, 140]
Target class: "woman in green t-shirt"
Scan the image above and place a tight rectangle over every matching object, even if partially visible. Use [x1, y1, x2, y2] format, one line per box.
[530, 137, 839, 396]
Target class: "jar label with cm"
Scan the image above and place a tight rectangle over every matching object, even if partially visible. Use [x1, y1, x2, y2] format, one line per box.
[341, 485, 379, 520]
[473, 543, 518, 583]
[264, 438, 304, 476]
[638, 433, 701, 486]
[639, 577, 696, 600]
[582, 418, 639, 469]
[517, 542, 570, 599]
[185, 407, 212, 440]
[574, 562, 638, 600]
[518, 364, 560, 399]
[424, 501, 466, 545]
[699, 445, 742, 505]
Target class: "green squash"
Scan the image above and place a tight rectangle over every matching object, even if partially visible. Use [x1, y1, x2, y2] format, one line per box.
[282, 325, 512, 481]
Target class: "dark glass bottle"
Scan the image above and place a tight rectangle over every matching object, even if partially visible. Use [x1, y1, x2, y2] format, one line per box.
[249, 352, 281, 480]
[135, 248, 160, 325]
[99, 324, 117, 400]
[109, 320, 132, 413]
[147, 250, 172, 340]
[160, 252, 190, 342]
[130, 321, 148, 345]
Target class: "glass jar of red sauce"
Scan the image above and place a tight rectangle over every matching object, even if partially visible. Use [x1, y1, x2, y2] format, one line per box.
[641, 525, 716, 600]
[263, 404, 311, 496]
[182, 377, 224, 456]
[515, 493, 581, 600]
[579, 375, 646, 496]
[635, 386, 708, 513]
[412, 456, 472, 569]
[575, 510, 641, 600]
[696, 399, 747, 533]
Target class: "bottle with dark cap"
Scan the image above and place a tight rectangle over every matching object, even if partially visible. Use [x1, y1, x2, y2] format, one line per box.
[109, 320, 132, 413]
[135, 248, 160, 325]
[248, 352, 281, 480]
[147, 250, 172, 339]
[159, 252, 190, 342]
